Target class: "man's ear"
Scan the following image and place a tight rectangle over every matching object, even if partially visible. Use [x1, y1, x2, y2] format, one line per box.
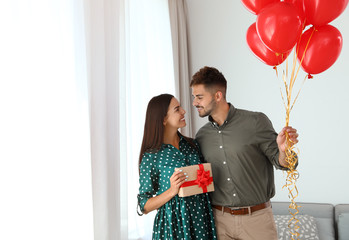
[215, 91, 223, 102]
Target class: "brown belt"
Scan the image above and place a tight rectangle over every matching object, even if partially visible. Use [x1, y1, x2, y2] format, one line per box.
[213, 201, 271, 215]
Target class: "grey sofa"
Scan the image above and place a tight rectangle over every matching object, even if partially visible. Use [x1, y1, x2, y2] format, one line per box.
[272, 202, 349, 240]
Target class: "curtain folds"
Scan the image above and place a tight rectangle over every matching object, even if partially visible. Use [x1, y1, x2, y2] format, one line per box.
[168, 0, 194, 137]
[86, 0, 191, 239]
[84, 0, 126, 239]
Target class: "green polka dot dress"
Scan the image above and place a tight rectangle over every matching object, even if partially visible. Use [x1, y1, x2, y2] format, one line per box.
[138, 135, 217, 240]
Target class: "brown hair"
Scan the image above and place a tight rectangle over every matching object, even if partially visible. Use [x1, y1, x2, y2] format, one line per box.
[138, 94, 173, 168]
[190, 66, 227, 98]
[139, 94, 198, 169]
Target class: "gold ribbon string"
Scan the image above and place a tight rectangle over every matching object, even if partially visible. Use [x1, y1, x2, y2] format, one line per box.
[273, 26, 316, 240]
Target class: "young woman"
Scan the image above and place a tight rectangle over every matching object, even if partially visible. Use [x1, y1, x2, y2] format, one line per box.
[137, 94, 217, 240]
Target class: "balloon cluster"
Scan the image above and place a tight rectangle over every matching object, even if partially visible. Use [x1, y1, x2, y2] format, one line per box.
[243, 0, 348, 75]
[242, 1, 348, 239]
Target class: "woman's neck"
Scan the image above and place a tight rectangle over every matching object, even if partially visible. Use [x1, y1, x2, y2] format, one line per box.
[163, 129, 180, 149]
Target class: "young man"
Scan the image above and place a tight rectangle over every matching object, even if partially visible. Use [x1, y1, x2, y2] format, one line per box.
[190, 66, 299, 240]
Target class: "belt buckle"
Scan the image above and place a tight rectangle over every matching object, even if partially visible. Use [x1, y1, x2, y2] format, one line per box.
[230, 206, 251, 215]
[229, 207, 241, 215]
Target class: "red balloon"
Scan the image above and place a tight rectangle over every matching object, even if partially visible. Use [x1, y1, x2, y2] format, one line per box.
[304, 0, 349, 26]
[284, 0, 308, 27]
[256, 2, 303, 53]
[246, 23, 290, 66]
[240, 0, 279, 15]
[297, 25, 343, 74]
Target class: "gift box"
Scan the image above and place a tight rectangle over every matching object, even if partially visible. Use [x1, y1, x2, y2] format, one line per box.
[175, 163, 214, 197]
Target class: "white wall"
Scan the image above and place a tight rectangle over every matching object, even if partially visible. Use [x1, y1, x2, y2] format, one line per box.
[186, 0, 349, 205]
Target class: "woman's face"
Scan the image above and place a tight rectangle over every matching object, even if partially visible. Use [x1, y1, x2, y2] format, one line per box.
[163, 97, 186, 130]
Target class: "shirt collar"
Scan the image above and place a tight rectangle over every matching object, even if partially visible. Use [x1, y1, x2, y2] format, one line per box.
[208, 103, 236, 127]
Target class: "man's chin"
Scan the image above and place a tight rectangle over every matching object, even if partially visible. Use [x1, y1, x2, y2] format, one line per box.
[199, 112, 208, 118]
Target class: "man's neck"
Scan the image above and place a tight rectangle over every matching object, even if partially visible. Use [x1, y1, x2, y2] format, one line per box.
[211, 102, 230, 126]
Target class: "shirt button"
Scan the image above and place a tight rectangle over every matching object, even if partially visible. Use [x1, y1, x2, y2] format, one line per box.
[218, 131, 221, 133]
[219, 146, 223, 149]
[223, 161, 226, 164]
[227, 178, 231, 181]
[233, 193, 237, 197]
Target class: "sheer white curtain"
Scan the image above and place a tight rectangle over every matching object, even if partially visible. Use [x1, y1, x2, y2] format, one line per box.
[0, 1, 93, 240]
[85, 0, 175, 239]
[125, 0, 176, 239]
[124, 0, 194, 239]
[84, 0, 124, 239]
[0, 0, 185, 239]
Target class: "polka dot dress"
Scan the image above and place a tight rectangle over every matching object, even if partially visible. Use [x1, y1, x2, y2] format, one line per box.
[138, 135, 217, 240]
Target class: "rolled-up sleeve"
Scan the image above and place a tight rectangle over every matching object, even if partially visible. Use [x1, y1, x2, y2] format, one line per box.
[137, 152, 157, 215]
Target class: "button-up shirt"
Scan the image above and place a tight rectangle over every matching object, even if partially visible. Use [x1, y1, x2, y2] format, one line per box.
[195, 104, 288, 207]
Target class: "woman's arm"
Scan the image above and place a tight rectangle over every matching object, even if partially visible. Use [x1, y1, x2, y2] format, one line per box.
[143, 170, 187, 214]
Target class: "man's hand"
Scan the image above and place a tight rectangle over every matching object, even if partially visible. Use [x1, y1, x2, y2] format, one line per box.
[277, 126, 299, 167]
[277, 126, 299, 152]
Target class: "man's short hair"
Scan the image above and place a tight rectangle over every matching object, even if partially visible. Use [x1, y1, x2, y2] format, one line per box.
[190, 66, 227, 98]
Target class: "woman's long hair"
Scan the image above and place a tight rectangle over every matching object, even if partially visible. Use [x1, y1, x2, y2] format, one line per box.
[139, 94, 174, 168]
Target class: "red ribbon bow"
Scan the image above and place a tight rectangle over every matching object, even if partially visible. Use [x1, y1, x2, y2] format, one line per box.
[180, 164, 213, 193]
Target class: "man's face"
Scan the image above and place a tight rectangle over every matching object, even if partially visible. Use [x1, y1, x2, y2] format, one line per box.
[191, 84, 217, 118]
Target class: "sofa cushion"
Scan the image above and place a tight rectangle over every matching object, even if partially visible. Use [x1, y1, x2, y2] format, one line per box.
[274, 214, 320, 240]
[272, 202, 335, 240]
[338, 213, 349, 240]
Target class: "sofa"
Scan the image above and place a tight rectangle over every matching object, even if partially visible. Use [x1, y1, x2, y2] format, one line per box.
[271, 202, 349, 240]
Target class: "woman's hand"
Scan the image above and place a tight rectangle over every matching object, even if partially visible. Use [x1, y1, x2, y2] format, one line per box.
[142, 169, 188, 214]
[169, 170, 187, 197]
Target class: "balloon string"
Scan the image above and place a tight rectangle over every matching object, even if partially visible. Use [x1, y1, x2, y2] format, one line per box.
[282, 130, 300, 240]
[296, 27, 316, 76]
[277, 22, 315, 240]
[279, 29, 315, 238]
[280, 52, 301, 239]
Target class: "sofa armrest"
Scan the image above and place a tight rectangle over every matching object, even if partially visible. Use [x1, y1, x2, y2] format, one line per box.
[335, 204, 349, 240]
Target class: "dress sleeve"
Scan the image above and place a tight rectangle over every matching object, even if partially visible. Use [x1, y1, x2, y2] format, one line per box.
[137, 152, 158, 215]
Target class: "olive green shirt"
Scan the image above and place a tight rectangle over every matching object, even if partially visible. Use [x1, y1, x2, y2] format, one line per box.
[196, 104, 288, 207]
